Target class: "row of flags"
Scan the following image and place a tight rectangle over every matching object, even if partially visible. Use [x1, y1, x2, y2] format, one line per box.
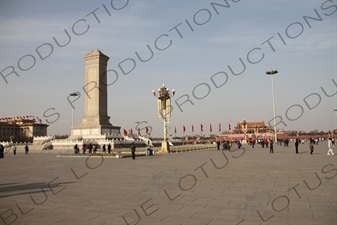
[123, 121, 232, 136]
[123, 127, 150, 136]
[175, 121, 232, 133]
[0, 115, 44, 123]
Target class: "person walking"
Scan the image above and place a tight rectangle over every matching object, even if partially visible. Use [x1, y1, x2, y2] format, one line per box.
[237, 140, 241, 149]
[295, 138, 299, 154]
[88, 143, 93, 154]
[13, 145, 17, 155]
[309, 141, 314, 155]
[74, 144, 79, 154]
[82, 144, 86, 154]
[269, 140, 274, 153]
[24, 145, 29, 155]
[327, 137, 335, 155]
[102, 144, 106, 154]
[108, 143, 111, 154]
[130, 142, 136, 160]
[223, 141, 227, 151]
[0, 144, 4, 158]
[93, 144, 97, 154]
[332, 137, 335, 147]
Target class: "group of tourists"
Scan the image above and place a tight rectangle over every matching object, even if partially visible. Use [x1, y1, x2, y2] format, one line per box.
[216, 140, 232, 151]
[74, 143, 112, 154]
[215, 136, 335, 156]
[0, 144, 29, 157]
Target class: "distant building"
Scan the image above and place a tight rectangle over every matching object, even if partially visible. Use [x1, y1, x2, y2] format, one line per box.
[0, 119, 48, 140]
[218, 120, 284, 141]
[233, 121, 272, 134]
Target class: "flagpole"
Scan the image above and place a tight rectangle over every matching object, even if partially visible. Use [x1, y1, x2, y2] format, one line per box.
[229, 120, 232, 143]
[191, 123, 194, 142]
[183, 123, 185, 139]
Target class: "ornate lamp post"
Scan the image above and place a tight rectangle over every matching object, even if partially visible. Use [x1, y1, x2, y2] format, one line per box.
[241, 119, 248, 143]
[266, 69, 278, 142]
[254, 124, 258, 140]
[253, 124, 258, 134]
[153, 84, 175, 153]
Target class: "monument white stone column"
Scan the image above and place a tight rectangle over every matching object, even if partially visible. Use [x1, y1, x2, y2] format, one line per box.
[71, 49, 120, 137]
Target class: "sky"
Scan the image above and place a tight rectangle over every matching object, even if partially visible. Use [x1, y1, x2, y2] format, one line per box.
[0, 0, 336, 138]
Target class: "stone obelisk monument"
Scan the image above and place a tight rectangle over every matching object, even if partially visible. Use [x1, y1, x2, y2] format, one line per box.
[71, 49, 120, 137]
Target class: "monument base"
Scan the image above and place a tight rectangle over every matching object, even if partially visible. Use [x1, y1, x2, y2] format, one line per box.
[70, 125, 121, 139]
[161, 140, 170, 154]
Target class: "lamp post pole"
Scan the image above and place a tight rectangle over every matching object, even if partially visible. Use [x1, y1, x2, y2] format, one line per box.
[266, 70, 278, 142]
[332, 109, 337, 137]
[69, 93, 79, 127]
[153, 84, 175, 153]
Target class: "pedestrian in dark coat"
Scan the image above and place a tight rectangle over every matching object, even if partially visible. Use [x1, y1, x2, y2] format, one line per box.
[217, 141, 220, 150]
[295, 138, 299, 154]
[270, 141, 273, 153]
[24, 145, 29, 154]
[130, 142, 136, 160]
[108, 143, 112, 154]
[88, 143, 93, 154]
[0, 144, 4, 158]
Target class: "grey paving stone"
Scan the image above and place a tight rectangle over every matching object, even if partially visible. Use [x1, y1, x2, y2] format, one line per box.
[0, 142, 336, 225]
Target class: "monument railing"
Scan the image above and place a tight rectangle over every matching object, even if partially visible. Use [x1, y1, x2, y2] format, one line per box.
[33, 135, 55, 141]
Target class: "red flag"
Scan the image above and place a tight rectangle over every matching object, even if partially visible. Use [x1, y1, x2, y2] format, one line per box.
[210, 123, 212, 132]
[201, 123, 203, 132]
[183, 125, 186, 133]
[146, 127, 149, 134]
[130, 128, 133, 135]
[174, 126, 177, 133]
[123, 129, 128, 135]
[138, 127, 141, 135]
[192, 124, 194, 132]
[219, 122, 221, 132]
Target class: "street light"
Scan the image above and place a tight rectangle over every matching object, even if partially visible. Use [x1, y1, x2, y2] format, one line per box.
[266, 69, 278, 142]
[152, 84, 175, 153]
[241, 119, 248, 143]
[254, 124, 259, 138]
[69, 92, 79, 127]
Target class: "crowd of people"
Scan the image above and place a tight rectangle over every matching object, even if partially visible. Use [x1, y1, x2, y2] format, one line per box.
[73, 143, 113, 154]
[215, 136, 335, 156]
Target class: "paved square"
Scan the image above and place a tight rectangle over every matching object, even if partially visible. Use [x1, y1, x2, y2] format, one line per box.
[1, 142, 336, 225]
